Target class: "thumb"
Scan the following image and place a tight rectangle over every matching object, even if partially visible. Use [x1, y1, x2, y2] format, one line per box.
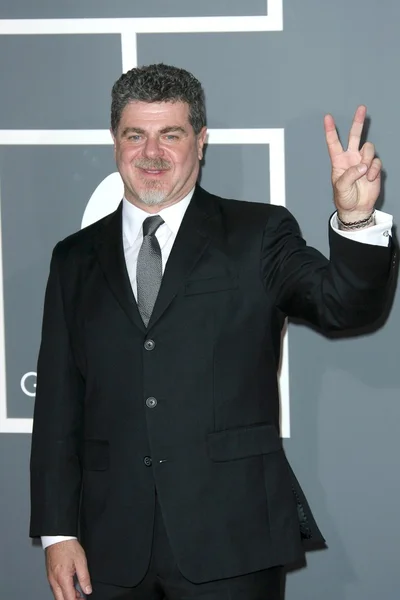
[335, 163, 367, 192]
[75, 555, 92, 595]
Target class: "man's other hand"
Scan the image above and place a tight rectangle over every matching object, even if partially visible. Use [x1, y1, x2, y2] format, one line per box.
[46, 540, 92, 600]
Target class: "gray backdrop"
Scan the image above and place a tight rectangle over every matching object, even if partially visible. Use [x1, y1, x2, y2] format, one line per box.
[1, 1, 399, 598]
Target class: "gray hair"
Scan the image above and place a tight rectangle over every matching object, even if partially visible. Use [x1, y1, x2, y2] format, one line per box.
[111, 63, 206, 135]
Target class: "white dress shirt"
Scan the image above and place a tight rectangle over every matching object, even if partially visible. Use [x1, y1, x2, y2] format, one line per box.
[122, 188, 194, 299]
[41, 198, 392, 549]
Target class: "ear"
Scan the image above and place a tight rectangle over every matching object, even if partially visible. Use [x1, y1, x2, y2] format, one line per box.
[197, 127, 208, 161]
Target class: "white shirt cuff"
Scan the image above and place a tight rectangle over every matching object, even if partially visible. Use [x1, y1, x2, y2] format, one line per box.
[41, 535, 77, 549]
[331, 210, 393, 247]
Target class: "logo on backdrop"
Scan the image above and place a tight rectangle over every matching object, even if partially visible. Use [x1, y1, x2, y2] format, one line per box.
[20, 372, 37, 397]
[81, 172, 124, 228]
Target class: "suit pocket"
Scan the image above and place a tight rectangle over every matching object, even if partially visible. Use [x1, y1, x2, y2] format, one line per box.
[82, 439, 109, 471]
[207, 423, 282, 461]
[184, 276, 237, 296]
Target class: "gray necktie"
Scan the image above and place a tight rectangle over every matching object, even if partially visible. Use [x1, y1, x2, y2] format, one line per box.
[136, 215, 164, 326]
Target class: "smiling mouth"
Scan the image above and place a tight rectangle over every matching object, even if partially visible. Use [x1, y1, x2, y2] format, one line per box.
[140, 168, 169, 175]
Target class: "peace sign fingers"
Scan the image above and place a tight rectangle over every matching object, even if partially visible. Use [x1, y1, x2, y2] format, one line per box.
[324, 113, 344, 160]
[347, 104, 367, 152]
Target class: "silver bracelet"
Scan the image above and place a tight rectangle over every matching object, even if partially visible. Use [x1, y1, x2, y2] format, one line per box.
[337, 210, 375, 230]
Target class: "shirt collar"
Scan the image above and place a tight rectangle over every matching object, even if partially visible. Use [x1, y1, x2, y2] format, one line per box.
[122, 187, 195, 248]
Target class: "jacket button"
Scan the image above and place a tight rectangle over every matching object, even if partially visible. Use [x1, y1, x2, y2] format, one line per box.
[144, 339, 155, 351]
[146, 397, 157, 408]
[143, 456, 152, 467]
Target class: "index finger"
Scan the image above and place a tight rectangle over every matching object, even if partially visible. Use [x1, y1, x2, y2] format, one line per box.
[324, 113, 343, 159]
[347, 104, 367, 151]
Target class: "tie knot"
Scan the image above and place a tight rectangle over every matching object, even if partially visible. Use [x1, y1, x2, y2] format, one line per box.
[142, 215, 164, 237]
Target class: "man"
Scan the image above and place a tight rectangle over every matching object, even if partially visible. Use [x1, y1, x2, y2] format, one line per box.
[30, 64, 396, 600]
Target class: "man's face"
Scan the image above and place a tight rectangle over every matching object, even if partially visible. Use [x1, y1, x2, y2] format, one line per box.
[111, 100, 207, 210]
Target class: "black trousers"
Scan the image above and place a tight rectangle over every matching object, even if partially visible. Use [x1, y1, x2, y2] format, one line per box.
[91, 498, 284, 600]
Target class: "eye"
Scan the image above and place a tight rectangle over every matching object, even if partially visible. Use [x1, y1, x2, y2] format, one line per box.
[163, 134, 179, 141]
[128, 135, 142, 142]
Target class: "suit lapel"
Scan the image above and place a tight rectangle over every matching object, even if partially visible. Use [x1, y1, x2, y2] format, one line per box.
[147, 186, 219, 329]
[94, 202, 146, 333]
[93, 187, 222, 333]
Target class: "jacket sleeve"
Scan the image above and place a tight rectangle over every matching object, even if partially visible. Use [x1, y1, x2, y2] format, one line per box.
[261, 206, 397, 333]
[30, 244, 84, 537]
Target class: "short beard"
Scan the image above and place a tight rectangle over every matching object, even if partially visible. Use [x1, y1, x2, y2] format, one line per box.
[134, 158, 171, 206]
[139, 184, 167, 206]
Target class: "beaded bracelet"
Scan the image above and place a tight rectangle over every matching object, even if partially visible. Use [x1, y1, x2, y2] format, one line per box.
[337, 210, 375, 230]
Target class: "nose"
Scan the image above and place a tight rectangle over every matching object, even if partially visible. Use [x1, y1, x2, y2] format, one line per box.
[143, 136, 164, 159]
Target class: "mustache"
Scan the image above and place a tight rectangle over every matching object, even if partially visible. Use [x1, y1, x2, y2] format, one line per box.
[135, 158, 171, 170]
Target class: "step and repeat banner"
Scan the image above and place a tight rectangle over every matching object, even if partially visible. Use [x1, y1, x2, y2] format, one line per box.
[1, 1, 399, 599]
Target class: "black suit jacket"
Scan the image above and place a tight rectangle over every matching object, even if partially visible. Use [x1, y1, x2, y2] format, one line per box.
[30, 186, 396, 585]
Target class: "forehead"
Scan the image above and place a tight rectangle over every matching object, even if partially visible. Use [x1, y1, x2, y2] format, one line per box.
[119, 101, 190, 127]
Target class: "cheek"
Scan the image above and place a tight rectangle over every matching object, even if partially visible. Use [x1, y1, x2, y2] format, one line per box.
[181, 151, 200, 173]
[118, 147, 139, 166]
[173, 149, 197, 169]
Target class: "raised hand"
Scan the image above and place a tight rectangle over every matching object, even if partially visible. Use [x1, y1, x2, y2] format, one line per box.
[324, 105, 381, 223]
